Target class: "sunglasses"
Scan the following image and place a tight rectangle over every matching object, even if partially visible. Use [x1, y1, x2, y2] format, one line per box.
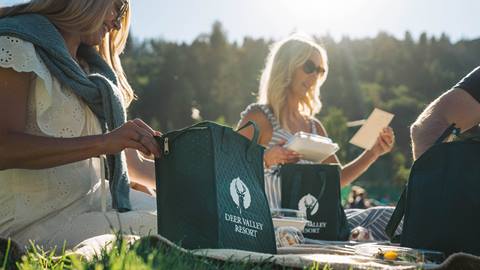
[113, 0, 128, 26]
[302, 59, 325, 75]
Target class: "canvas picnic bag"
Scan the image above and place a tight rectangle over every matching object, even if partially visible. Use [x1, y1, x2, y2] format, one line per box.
[155, 121, 277, 254]
[386, 124, 480, 256]
[280, 164, 349, 240]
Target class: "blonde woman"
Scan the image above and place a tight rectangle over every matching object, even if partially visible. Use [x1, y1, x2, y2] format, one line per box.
[0, 0, 159, 250]
[237, 35, 399, 240]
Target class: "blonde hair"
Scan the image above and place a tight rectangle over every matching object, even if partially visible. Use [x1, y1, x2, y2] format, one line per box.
[258, 34, 328, 130]
[0, 0, 135, 107]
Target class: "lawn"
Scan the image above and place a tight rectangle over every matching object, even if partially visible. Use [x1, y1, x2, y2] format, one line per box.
[1, 236, 338, 270]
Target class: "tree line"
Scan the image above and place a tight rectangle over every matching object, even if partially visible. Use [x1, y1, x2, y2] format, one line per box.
[122, 22, 480, 201]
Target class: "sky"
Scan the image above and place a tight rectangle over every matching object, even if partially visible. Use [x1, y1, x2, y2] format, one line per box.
[2, 0, 480, 43]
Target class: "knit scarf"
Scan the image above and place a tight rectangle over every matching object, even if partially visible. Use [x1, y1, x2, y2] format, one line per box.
[0, 14, 131, 211]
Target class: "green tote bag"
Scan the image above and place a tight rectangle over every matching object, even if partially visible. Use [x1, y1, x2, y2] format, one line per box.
[155, 121, 277, 254]
[280, 164, 349, 240]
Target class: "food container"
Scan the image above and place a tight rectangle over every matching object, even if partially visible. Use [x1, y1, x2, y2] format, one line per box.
[275, 226, 305, 247]
[270, 208, 308, 231]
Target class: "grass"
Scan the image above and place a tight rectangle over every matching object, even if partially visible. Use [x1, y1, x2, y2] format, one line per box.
[1, 236, 340, 270]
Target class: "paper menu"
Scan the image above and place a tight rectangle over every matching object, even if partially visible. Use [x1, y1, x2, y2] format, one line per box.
[349, 108, 394, 150]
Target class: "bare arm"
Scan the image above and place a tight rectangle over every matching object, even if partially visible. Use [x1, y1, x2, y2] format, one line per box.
[410, 89, 480, 160]
[314, 120, 394, 187]
[236, 109, 300, 167]
[0, 67, 160, 170]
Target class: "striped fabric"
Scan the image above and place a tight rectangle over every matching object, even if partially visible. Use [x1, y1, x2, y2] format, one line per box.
[240, 103, 402, 241]
[345, 207, 402, 240]
[240, 104, 316, 209]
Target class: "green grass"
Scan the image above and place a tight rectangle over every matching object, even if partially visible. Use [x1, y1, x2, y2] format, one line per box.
[1, 236, 341, 270]
[2, 235, 434, 270]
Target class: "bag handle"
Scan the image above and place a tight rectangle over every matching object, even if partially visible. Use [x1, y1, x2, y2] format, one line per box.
[385, 188, 405, 240]
[236, 121, 261, 162]
[385, 124, 460, 241]
[287, 168, 327, 209]
[237, 120, 260, 144]
[316, 171, 328, 200]
[287, 170, 303, 207]
[434, 123, 460, 145]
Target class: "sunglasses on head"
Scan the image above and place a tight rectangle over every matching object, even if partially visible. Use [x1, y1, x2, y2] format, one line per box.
[302, 59, 325, 75]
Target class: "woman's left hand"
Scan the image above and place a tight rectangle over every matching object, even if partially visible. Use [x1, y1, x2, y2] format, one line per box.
[369, 127, 395, 158]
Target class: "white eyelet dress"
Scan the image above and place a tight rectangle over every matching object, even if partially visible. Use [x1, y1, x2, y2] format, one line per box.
[240, 103, 402, 240]
[0, 36, 157, 250]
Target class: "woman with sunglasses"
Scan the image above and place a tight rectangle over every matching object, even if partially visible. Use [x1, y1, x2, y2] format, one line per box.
[0, 0, 160, 250]
[237, 35, 397, 240]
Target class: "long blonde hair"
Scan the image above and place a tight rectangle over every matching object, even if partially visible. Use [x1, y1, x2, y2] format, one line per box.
[0, 0, 135, 106]
[258, 35, 328, 130]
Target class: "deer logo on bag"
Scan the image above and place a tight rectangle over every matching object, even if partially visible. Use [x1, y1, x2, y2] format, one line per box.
[298, 194, 319, 220]
[230, 178, 251, 214]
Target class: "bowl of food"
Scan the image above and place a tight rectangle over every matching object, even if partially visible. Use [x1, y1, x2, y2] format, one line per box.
[270, 208, 308, 231]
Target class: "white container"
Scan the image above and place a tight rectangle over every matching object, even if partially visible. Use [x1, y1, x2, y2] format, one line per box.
[271, 208, 308, 231]
[284, 132, 339, 162]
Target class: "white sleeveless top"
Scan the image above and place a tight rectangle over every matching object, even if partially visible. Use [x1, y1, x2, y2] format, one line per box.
[0, 36, 156, 250]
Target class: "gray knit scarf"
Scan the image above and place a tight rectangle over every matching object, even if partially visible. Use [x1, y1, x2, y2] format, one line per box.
[0, 14, 131, 211]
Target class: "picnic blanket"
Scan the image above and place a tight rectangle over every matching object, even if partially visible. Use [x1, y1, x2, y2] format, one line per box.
[70, 234, 439, 269]
[193, 244, 439, 270]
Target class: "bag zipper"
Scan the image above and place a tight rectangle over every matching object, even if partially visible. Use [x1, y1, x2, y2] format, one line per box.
[164, 137, 170, 155]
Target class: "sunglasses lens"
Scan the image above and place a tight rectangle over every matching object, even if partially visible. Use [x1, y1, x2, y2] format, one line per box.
[303, 60, 315, 74]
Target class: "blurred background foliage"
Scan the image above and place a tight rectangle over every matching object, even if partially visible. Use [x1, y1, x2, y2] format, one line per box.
[123, 22, 479, 202]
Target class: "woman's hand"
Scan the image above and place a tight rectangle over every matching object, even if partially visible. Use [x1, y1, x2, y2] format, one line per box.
[369, 127, 395, 158]
[264, 140, 302, 168]
[103, 118, 162, 157]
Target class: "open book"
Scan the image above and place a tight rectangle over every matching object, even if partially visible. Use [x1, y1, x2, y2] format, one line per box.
[284, 132, 339, 162]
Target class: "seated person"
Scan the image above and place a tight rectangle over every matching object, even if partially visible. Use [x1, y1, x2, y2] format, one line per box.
[347, 186, 370, 209]
[0, 0, 160, 250]
[411, 67, 480, 159]
[237, 34, 398, 240]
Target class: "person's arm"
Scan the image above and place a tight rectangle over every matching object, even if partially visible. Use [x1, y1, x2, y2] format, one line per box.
[313, 120, 341, 164]
[338, 140, 388, 187]
[0, 67, 161, 170]
[314, 119, 394, 187]
[236, 109, 300, 168]
[411, 88, 480, 160]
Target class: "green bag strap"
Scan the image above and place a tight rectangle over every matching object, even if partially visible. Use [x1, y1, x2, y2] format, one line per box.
[237, 120, 260, 144]
[385, 123, 459, 241]
[236, 121, 260, 163]
[316, 171, 327, 200]
[434, 123, 460, 145]
[385, 188, 405, 240]
[286, 170, 303, 207]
